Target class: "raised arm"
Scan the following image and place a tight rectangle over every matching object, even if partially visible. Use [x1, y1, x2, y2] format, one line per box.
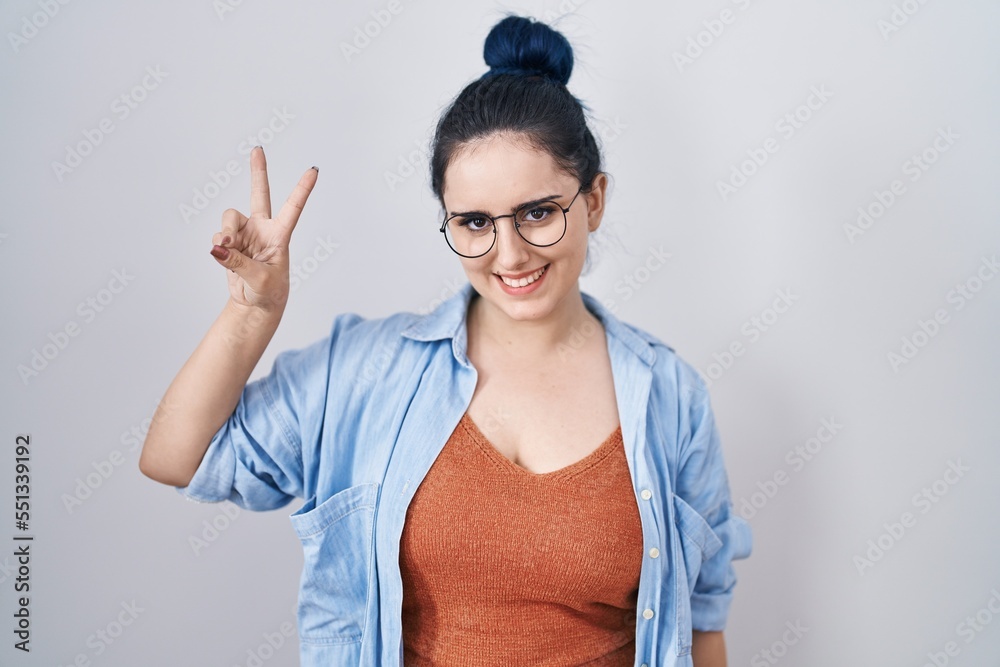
[139, 146, 318, 487]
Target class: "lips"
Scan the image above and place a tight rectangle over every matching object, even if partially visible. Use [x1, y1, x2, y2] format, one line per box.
[497, 263, 548, 287]
[496, 263, 550, 280]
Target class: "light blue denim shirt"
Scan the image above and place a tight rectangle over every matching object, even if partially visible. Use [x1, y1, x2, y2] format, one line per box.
[175, 281, 752, 666]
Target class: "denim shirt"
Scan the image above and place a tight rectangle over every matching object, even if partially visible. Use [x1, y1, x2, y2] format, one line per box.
[174, 281, 752, 666]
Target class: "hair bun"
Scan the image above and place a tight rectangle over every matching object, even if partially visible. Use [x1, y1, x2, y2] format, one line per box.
[483, 15, 573, 86]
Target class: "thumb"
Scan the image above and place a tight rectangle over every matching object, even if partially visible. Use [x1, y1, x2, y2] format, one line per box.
[209, 244, 265, 285]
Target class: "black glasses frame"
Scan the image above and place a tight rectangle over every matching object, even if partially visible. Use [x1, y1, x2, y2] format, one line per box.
[439, 185, 585, 258]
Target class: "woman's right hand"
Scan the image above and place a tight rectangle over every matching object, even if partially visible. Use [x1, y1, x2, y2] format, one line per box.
[209, 146, 319, 313]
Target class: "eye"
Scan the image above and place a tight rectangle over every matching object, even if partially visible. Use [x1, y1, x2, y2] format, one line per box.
[457, 216, 491, 232]
[520, 203, 558, 223]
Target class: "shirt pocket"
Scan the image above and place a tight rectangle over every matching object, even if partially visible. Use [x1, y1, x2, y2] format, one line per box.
[289, 482, 379, 645]
[671, 492, 724, 655]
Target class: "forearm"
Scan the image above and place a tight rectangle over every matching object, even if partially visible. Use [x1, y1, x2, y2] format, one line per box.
[138, 299, 282, 486]
[691, 630, 727, 667]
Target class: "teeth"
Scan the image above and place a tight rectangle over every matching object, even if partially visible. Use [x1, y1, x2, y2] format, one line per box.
[500, 265, 546, 288]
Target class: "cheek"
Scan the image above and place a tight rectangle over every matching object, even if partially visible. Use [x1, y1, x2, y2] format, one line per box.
[460, 259, 492, 279]
[564, 229, 591, 261]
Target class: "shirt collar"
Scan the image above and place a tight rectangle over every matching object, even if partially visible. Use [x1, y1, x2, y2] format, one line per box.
[400, 281, 659, 368]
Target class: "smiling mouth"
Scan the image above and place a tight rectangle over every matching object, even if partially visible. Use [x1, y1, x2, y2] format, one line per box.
[496, 264, 549, 288]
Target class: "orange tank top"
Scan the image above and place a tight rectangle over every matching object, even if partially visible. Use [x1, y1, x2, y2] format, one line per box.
[399, 411, 644, 666]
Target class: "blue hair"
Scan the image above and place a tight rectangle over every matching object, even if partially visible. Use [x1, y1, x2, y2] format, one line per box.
[429, 14, 603, 207]
[482, 14, 573, 86]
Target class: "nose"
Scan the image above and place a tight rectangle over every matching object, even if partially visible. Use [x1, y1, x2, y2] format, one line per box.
[493, 217, 531, 268]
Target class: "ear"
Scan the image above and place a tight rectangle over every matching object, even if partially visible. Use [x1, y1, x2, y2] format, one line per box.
[584, 172, 608, 233]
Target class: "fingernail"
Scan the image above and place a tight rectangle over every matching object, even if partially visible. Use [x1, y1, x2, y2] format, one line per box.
[210, 245, 230, 260]
[222, 235, 232, 245]
[311, 166, 319, 173]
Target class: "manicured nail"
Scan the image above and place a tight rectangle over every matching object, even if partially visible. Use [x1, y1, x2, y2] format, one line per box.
[310, 166, 319, 173]
[222, 235, 232, 245]
[210, 245, 229, 260]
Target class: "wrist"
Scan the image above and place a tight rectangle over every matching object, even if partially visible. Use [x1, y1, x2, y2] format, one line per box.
[221, 298, 283, 350]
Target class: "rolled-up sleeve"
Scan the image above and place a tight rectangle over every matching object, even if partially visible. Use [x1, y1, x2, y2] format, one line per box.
[675, 373, 753, 631]
[173, 316, 355, 511]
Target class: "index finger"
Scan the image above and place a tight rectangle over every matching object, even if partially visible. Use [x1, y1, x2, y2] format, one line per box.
[275, 166, 319, 235]
[250, 146, 272, 219]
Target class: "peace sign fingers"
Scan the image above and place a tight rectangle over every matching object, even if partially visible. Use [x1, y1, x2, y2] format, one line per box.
[209, 147, 319, 312]
[249, 146, 272, 220]
[275, 166, 319, 237]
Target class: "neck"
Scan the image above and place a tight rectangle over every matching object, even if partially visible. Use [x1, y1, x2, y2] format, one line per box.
[467, 284, 598, 361]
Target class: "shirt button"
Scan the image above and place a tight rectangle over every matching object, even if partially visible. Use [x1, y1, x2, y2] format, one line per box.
[642, 608, 654, 620]
[649, 547, 660, 558]
[640, 489, 652, 500]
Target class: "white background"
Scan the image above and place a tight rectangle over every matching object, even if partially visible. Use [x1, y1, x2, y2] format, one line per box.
[2, 0, 999, 665]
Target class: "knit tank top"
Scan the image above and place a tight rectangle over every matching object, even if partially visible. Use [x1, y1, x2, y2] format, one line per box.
[398, 411, 644, 665]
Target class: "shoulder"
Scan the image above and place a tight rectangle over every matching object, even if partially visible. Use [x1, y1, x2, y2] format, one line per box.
[586, 291, 706, 400]
[318, 309, 425, 371]
[613, 317, 707, 400]
[326, 308, 419, 342]
[268, 308, 419, 373]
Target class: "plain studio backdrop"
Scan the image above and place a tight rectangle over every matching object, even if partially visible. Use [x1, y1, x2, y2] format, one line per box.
[2, 1, 999, 665]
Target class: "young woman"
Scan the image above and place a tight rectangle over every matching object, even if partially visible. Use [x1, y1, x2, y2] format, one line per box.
[140, 14, 751, 667]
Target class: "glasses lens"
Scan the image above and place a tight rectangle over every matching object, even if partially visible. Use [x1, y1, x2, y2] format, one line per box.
[445, 215, 494, 257]
[515, 203, 566, 247]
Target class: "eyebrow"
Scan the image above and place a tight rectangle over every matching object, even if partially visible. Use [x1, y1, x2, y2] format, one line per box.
[448, 193, 564, 218]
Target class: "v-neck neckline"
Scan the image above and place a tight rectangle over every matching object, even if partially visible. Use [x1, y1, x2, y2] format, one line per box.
[459, 412, 622, 480]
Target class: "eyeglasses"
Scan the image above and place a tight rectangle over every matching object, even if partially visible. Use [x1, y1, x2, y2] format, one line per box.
[439, 185, 585, 258]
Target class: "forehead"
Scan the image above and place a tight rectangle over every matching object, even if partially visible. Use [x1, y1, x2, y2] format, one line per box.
[442, 134, 570, 210]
